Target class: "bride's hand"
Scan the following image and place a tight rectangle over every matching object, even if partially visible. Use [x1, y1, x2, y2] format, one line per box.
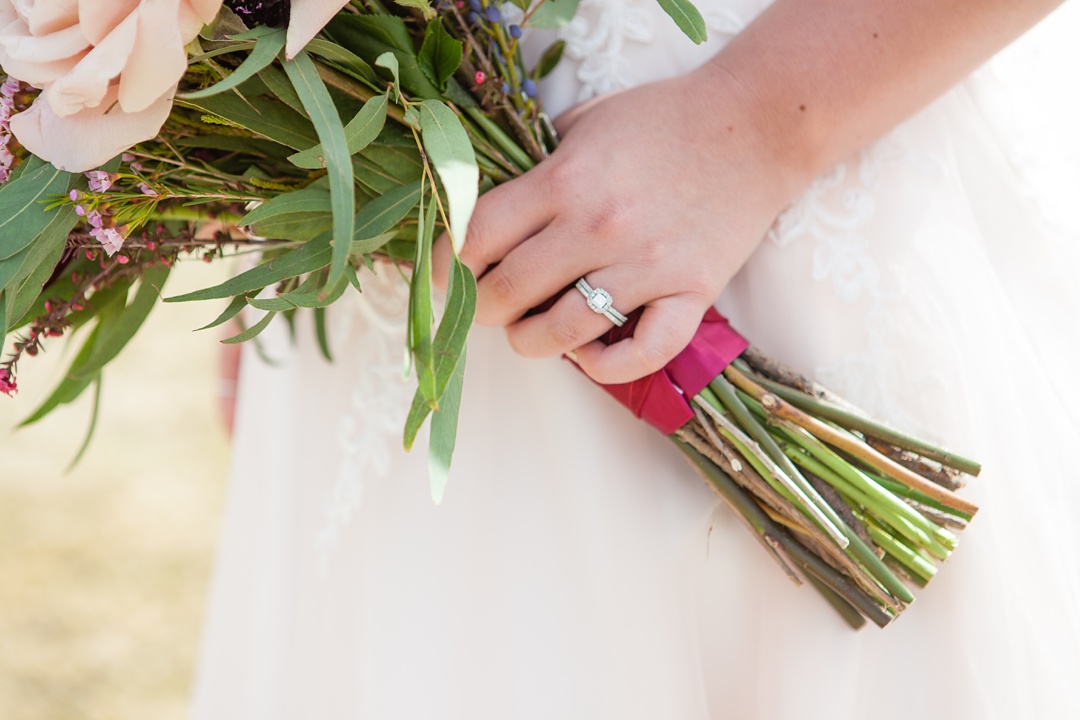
[433, 65, 799, 385]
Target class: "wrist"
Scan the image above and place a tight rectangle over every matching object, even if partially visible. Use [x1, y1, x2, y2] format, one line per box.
[680, 57, 820, 218]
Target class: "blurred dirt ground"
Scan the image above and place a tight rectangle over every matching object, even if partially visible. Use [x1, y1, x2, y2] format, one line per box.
[0, 264, 232, 720]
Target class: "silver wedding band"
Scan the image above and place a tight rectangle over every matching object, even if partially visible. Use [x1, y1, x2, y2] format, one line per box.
[575, 277, 628, 327]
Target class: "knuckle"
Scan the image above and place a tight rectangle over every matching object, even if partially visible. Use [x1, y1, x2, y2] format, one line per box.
[547, 313, 586, 353]
[630, 339, 672, 377]
[586, 198, 634, 242]
[484, 263, 518, 308]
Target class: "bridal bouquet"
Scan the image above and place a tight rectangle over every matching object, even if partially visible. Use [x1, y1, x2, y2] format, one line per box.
[0, 0, 978, 628]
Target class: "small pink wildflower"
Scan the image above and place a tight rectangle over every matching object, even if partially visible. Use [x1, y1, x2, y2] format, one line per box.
[86, 170, 112, 193]
[474, 71, 486, 85]
[0, 367, 16, 397]
[91, 226, 125, 256]
[138, 183, 157, 196]
[86, 209, 103, 228]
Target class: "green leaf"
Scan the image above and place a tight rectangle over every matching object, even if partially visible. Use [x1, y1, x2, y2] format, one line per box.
[325, 14, 441, 98]
[655, 0, 708, 44]
[507, 0, 530, 10]
[289, 93, 388, 169]
[394, 0, 436, 19]
[182, 27, 286, 99]
[353, 180, 422, 240]
[403, 386, 432, 451]
[241, 185, 333, 242]
[313, 306, 333, 361]
[283, 49, 356, 289]
[410, 189, 437, 404]
[22, 265, 170, 426]
[166, 235, 332, 302]
[243, 186, 332, 224]
[181, 92, 319, 150]
[197, 294, 251, 331]
[222, 310, 276, 344]
[431, 256, 476, 404]
[0, 202, 77, 306]
[375, 50, 401, 96]
[0, 291, 7, 350]
[535, 40, 566, 79]
[529, 0, 582, 28]
[0, 162, 77, 262]
[428, 349, 466, 505]
[419, 100, 479, 253]
[418, 18, 463, 91]
[258, 64, 307, 115]
[304, 38, 379, 87]
[65, 375, 102, 471]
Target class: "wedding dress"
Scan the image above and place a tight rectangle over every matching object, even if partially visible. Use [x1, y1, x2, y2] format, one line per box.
[192, 1, 1080, 718]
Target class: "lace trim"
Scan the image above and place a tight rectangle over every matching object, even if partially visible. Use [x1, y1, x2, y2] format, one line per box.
[558, 0, 751, 101]
[315, 267, 414, 574]
[773, 129, 947, 437]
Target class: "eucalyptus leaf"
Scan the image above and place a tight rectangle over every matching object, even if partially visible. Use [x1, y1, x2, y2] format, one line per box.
[304, 38, 380, 87]
[182, 27, 286, 99]
[353, 180, 422, 241]
[428, 349, 466, 505]
[22, 265, 170, 426]
[410, 190, 437, 404]
[528, 0, 582, 28]
[536, 40, 566, 79]
[655, 0, 708, 44]
[289, 94, 388, 169]
[258, 64, 307, 115]
[283, 50, 356, 289]
[0, 163, 78, 262]
[181, 92, 319, 150]
[314, 306, 332, 362]
[197, 294, 251, 331]
[222, 310, 277, 344]
[325, 14, 441, 98]
[166, 235, 332, 302]
[430, 256, 476, 405]
[419, 100, 479, 253]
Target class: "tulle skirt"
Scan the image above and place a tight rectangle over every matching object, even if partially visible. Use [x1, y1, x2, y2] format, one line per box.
[192, 2, 1080, 717]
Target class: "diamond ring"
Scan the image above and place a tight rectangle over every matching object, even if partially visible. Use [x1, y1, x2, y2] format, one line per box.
[575, 277, 628, 327]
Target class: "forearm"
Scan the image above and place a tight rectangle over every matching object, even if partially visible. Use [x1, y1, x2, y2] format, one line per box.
[700, 0, 1065, 198]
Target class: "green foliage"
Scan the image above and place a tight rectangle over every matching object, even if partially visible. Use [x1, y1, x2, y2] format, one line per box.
[655, 0, 708, 44]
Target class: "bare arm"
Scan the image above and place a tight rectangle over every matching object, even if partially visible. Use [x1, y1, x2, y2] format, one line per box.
[435, 0, 1065, 383]
[715, 0, 1065, 195]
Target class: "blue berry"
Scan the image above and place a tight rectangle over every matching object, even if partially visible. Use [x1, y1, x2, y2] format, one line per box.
[509, 24, 523, 39]
[484, 5, 502, 22]
[521, 79, 537, 98]
[468, 0, 482, 11]
[467, 11, 481, 24]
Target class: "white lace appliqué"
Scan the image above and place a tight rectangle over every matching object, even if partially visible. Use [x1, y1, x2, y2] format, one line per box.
[771, 131, 947, 436]
[558, 0, 751, 101]
[315, 268, 414, 573]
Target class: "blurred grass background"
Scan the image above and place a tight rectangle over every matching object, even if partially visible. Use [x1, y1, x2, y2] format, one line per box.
[0, 264, 231, 720]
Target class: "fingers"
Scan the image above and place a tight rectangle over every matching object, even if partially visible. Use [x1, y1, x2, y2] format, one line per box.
[572, 295, 705, 385]
[504, 267, 655, 359]
[432, 170, 553, 291]
[474, 221, 600, 327]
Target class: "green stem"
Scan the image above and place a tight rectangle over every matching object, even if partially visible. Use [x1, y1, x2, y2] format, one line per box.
[675, 439, 894, 628]
[737, 362, 981, 477]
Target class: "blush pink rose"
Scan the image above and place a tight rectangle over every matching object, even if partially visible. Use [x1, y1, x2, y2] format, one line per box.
[285, 0, 349, 59]
[0, 0, 223, 172]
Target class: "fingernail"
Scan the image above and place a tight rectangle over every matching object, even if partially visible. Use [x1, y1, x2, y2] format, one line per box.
[565, 349, 579, 363]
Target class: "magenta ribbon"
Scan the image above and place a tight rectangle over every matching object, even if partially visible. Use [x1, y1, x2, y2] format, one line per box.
[574, 307, 748, 435]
